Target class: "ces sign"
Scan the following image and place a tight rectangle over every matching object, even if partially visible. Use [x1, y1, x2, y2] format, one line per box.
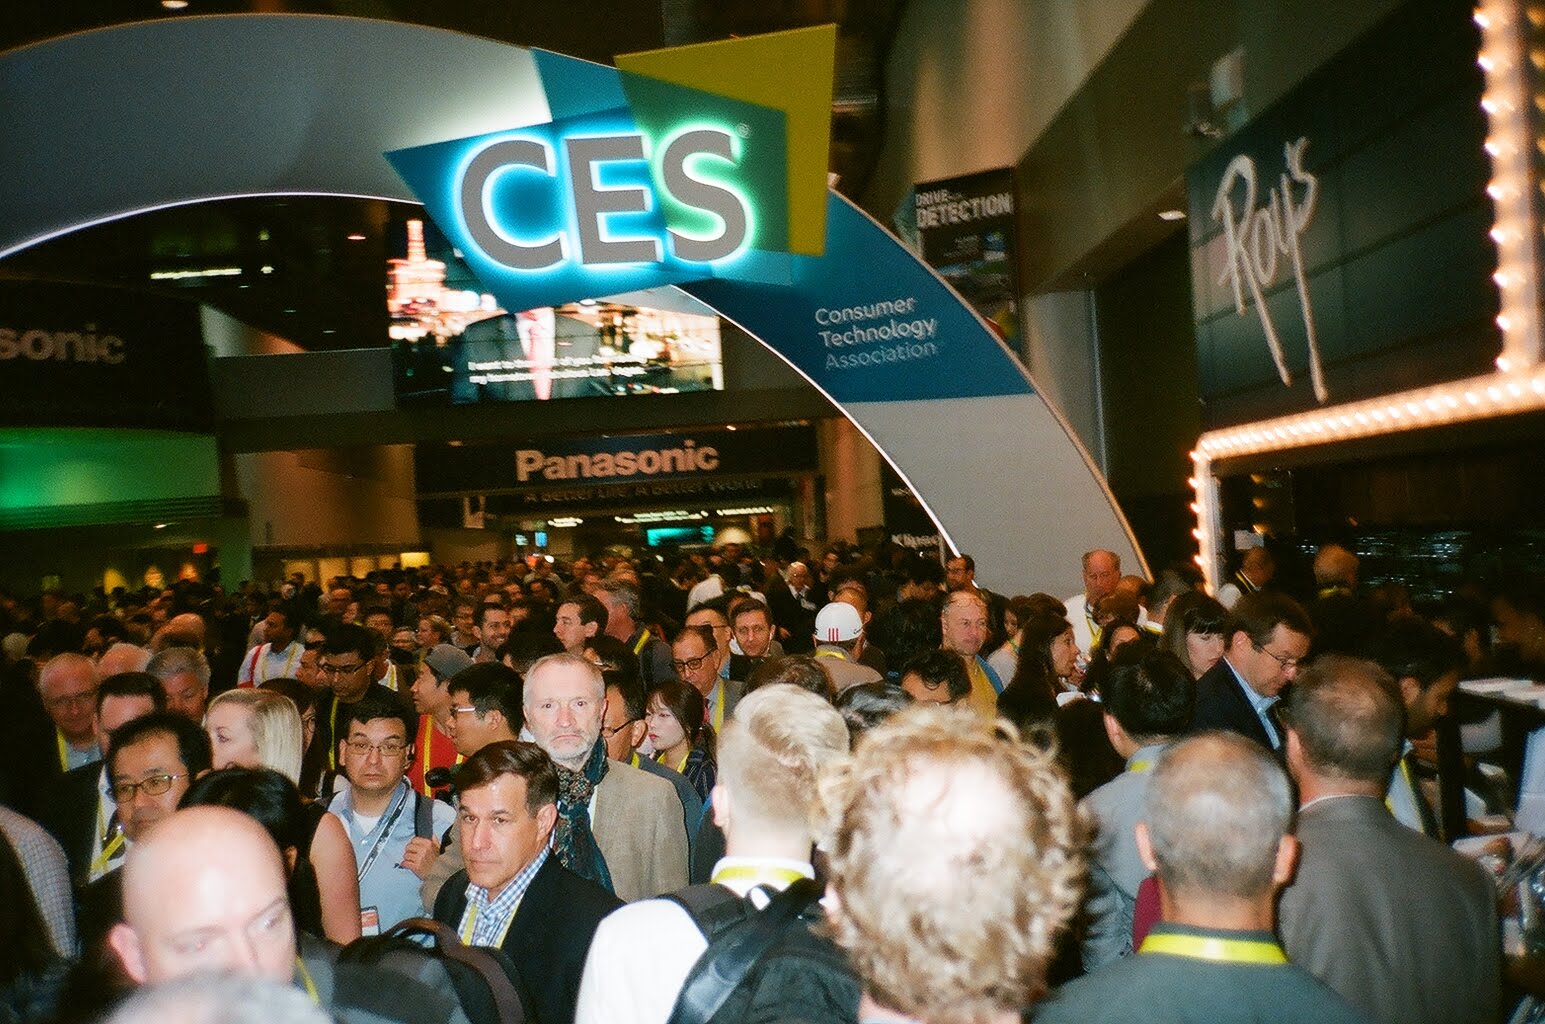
[459, 127, 750, 271]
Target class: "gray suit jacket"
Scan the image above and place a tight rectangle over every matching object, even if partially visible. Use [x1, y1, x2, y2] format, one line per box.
[592, 759, 690, 902]
[1079, 744, 1165, 971]
[1277, 794, 1500, 1024]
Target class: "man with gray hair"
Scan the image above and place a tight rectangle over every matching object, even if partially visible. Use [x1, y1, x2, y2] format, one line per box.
[1036, 732, 1366, 1023]
[39, 653, 102, 770]
[1066, 549, 1122, 659]
[819, 705, 1084, 1024]
[1277, 656, 1499, 1024]
[145, 646, 210, 722]
[522, 652, 687, 901]
[97, 642, 151, 678]
[594, 579, 671, 690]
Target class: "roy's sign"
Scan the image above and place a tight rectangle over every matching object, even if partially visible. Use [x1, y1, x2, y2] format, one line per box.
[1210, 136, 1326, 402]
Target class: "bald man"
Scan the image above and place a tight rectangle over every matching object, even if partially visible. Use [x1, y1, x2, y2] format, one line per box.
[109, 806, 295, 984]
[109, 807, 470, 1024]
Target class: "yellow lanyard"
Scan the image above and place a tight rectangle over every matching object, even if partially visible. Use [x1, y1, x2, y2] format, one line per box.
[657, 749, 690, 773]
[260, 643, 302, 683]
[328, 700, 340, 769]
[90, 832, 125, 878]
[629, 752, 641, 769]
[711, 864, 806, 887]
[460, 900, 518, 947]
[709, 681, 725, 732]
[295, 957, 319, 1004]
[632, 630, 650, 655]
[55, 729, 70, 772]
[1127, 760, 1154, 775]
[1140, 932, 1287, 964]
[1387, 757, 1417, 816]
[418, 716, 437, 796]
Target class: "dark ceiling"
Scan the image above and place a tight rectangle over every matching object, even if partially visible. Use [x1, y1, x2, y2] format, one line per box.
[0, 0, 907, 352]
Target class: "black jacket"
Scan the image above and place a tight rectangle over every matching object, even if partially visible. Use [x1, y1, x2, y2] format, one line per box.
[432, 855, 621, 1024]
[36, 761, 103, 886]
[1190, 660, 1279, 752]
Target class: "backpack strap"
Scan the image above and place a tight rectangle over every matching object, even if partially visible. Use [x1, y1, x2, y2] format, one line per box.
[382, 916, 528, 1024]
[665, 877, 822, 1024]
[663, 883, 745, 939]
[414, 790, 435, 841]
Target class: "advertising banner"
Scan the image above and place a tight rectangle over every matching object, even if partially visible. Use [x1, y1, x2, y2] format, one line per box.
[415, 425, 818, 496]
[0, 279, 212, 430]
[913, 169, 1020, 346]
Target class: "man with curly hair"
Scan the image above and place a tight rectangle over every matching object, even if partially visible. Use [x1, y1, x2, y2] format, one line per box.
[818, 704, 1085, 1024]
[1035, 732, 1367, 1023]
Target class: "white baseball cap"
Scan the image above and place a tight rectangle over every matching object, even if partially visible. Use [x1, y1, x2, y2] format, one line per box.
[813, 602, 863, 643]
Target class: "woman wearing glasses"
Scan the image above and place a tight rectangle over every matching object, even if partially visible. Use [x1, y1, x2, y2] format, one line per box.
[203, 689, 362, 943]
[645, 679, 716, 802]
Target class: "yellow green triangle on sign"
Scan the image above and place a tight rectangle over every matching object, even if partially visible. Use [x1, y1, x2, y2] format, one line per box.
[616, 24, 836, 257]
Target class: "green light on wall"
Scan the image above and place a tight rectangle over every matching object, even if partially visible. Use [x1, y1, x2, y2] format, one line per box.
[0, 428, 219, 512]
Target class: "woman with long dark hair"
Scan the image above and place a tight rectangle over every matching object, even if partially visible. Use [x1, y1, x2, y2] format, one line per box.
[645, 678, 716, 802]
[1160, 591, 1230, 679]
[997, 612, 1079, 731]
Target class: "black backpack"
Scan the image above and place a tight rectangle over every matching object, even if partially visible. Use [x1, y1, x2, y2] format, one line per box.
[664, 879, 860, 1024]
[340, 917, 530, 1024]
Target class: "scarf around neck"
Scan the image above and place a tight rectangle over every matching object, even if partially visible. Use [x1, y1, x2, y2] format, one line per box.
[553, 738, 614, 893]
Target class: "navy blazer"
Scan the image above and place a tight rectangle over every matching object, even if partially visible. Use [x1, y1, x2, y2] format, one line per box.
[1189, 660, 1278, 752]
[433, 855, 621, 1024]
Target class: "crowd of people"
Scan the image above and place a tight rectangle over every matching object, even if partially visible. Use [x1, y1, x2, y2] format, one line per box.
[0, 535, 1528, 1024]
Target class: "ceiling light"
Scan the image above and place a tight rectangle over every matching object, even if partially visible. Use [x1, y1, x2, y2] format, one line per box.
[161, 0, 189, 8]
[1158, 209, 1187, 221]
[346, 232, 366, 241]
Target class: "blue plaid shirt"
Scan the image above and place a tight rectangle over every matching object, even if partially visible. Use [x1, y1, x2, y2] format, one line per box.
[460, 847, 549, 947]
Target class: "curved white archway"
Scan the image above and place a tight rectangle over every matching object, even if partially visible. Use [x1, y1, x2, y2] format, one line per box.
[0, 14, 1144, 591]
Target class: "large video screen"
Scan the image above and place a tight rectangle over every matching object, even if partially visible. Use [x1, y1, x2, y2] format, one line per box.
[387, 217, 723, 407]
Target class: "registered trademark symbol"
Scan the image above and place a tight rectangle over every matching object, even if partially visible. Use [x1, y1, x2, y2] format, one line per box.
[737, 123, 751, 137]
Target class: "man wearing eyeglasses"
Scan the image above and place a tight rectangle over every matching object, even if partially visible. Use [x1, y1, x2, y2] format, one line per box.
[417, 664, 524, 910]
[1190, 592, 1314, 754]
[39, 672, 165, 887]
[313, 624, 415, 797]
[329, 694, 455, 934]
[671, 626, 743, 735]
[39, 654, 103, 775]
[108, 711, 212, 844]
[75, 710, 214, 949]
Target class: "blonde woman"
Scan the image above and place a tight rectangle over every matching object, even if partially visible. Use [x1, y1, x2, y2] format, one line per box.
[204, 689, 362, 942]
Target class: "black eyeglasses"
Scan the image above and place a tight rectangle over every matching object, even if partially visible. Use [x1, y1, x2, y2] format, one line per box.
[1251, 640, 1303, 671]
[318, 661, 367, 676]
[344, 739, 408, 758]
[601, 718, 639, 739]
[112, 772, 187, 802]
[670, 654, 711, 673]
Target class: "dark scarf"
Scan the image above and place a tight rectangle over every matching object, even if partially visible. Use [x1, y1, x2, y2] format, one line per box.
[553, 738, 615, 894]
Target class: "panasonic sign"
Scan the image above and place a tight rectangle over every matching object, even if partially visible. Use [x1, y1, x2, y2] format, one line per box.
[516, 438, 721, 483]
